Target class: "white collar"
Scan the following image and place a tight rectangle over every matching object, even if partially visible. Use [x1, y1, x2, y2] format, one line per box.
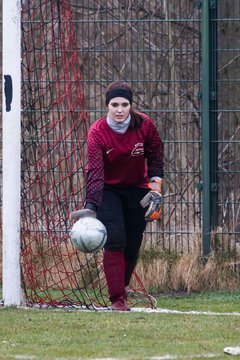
[106, 114, 131, 134]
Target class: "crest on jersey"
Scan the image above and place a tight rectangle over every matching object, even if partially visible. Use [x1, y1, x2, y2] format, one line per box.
[131, 142, 144, 156]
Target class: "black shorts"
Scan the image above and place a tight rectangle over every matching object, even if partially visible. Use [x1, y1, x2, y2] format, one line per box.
[96, 184, 149, 260]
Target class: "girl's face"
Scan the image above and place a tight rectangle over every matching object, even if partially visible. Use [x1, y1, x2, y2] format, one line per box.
[107, 97, 131, 122]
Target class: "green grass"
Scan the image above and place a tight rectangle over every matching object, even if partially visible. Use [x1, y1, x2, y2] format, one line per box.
[156, 290, 240, 312]
[0, 291, 240, 360]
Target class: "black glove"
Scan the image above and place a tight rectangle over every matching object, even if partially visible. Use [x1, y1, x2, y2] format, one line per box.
[140, 190, 162, 222]
[70, 209, 96, 221]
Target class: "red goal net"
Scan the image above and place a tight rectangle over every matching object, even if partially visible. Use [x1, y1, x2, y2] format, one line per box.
[20, 0, 155, 309]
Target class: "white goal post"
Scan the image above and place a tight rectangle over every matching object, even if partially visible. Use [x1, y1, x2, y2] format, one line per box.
[2, 0, 22, 305]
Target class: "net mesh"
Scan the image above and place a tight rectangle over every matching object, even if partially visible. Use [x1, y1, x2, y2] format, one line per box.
[20, 0, 155, 309]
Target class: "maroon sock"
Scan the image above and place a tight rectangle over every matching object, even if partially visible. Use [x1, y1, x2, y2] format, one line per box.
[103, 250, 125, 302]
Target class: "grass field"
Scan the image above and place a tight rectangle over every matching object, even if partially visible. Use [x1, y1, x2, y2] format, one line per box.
[0, 291, 240, 360]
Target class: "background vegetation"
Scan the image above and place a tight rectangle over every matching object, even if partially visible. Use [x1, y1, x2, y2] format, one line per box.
[0, 1, 240, 295]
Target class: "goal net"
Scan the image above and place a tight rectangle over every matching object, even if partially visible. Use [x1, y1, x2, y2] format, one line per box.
[20, 0, 155, 309]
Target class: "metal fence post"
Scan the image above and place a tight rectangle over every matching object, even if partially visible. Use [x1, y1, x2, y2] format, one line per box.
[201, 0, 218, 257]
[209, 0, 218, 232]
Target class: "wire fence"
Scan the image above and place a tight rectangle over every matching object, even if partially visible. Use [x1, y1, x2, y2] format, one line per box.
[69, 0, 202, 253]
[216, 1, 240, 255]
[0, 0, 240, 258]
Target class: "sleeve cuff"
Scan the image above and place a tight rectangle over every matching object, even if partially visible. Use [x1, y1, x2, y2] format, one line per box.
[150, 176, 162, 182]
[84, 202, 98, 212]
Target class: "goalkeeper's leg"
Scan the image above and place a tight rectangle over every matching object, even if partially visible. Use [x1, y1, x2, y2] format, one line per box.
[97, 185, 130, 311]
[123, 186, 149, 287]
[103, 249, 130, 311]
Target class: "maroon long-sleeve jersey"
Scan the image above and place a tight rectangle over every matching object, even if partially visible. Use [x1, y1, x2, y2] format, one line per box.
[85, 113, 164, 208]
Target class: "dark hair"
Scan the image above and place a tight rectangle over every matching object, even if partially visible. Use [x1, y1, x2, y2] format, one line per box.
[106, 81, 145, 130]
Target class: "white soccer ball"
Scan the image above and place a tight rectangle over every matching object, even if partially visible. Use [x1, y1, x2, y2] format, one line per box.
[70, 217, 107, 253]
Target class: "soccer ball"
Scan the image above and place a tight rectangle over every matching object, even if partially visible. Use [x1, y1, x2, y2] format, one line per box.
[70, 217, 107, 253]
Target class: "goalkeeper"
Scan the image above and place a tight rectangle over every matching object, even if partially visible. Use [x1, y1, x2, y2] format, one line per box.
[71, 81, 164, 311]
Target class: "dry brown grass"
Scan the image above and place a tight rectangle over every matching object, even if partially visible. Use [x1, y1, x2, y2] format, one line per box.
[0, 229, 240, 294]
[136, 231, 240, 293]
[20, 234, 105, 290]
[136, 254, 240, 293]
